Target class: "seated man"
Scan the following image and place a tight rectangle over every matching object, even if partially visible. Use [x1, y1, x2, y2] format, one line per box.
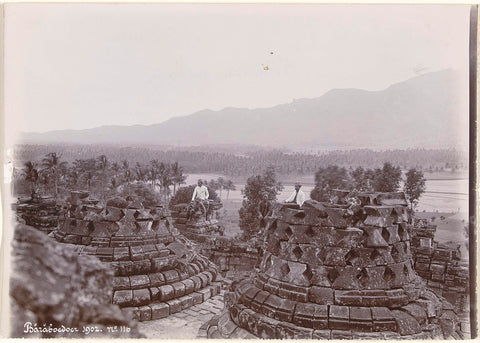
[190, 179, 210, 220]
[285, 183, 306, 206]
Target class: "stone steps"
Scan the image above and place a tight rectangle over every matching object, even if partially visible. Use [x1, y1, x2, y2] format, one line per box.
[122, 282, 222, 321]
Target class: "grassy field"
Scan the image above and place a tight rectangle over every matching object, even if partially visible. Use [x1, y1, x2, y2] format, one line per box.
[218, 199, 243, 237]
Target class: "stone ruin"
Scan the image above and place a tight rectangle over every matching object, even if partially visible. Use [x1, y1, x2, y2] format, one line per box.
[52, 191, 222, 322]
[14, 196, 61, 233]
[170, 201, 225, 243]
[411, 219, 469, 313]
[207, 191, 463, 339]
[171, 201, 261, 282]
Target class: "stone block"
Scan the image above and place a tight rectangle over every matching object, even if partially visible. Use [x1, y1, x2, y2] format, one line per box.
[430, 263, 446, 274]
[333, 227, 365, 248]
[278, 288, 308, 302]
[331, 329, 353, 339]
[150, 302, 169, 320]
[166, 298, 182, 314]
[148, 272, 166, 287]
[162, 269, 180, 283]
[113, 290, 133, 306]
[349, 306, 373, 332]
[191, 276, 202, 290]
[335, 290, 363, 306]
[81, 236, 92, 245]
[310, 266, 332, 287]
[251, 290, 270, 311]
[171, 281, 186, 297]
[178, 295, 194, 310]
[308, 286, 334, 304]
[329, 305, 350, 330]
[158, 284, 175, 302]
[129, 274, 150, 289]
[132, 288, 151, 306]
[332, 266, 361, 290]
[181, 278, 195, 294]
[149, 287, 161, 300]
[191, 291, 204, 305]
[198, 287, 213, 302]
[312, 330, 331, 339]
[113, 276, 130, 290]
[113, 247, 130, 261]
[230, 303, 247, 325]
[371, 307, 396, 332]
[415, 262, 430, 272]
[129, 246, 144, 261]
[362, 227, 389, 247]
[139, 305, 152, 321]
[293, 303, 318, 329]
[391, 310, 422, 336]
[255, 314, 279, 339]
[402, 303, 427, 326]
[198, 273, 210, 288]
[274, 297, 296, 322]
[318, 247, 348, 266]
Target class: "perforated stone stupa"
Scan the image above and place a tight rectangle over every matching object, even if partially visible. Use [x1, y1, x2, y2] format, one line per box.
[54, 191, 221, 322]
[208, 191, 462, 339]
[170, 201, 224, 243]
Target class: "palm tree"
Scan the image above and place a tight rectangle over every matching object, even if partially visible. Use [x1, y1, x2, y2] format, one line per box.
[42, 152, 67, 198]
[171, 162, 186, 195]
[111, 162, 121, 177]
[158, 163, 173, 204]
[23, 161, 39, 197]
[134, 162, 148, 184]
[97, 154, 109, 172]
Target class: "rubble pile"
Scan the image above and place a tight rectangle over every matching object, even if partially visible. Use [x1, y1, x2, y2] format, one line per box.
[411, 219, 469, 312]
[207, 192, 462, 339]
[170, 202, 224, 243]
[14, 196, 61, 233]
[53, 191, 221, 322]
[10, 225, 141, 338]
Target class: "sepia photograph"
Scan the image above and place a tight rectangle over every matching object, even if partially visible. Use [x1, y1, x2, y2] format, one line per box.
[0, 2, 476, 339]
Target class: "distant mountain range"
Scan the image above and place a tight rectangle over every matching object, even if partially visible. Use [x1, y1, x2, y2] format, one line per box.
[21, 69, 468, 149]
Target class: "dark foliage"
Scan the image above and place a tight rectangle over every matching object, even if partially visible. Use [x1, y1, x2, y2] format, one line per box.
[239, 167, 283, 240]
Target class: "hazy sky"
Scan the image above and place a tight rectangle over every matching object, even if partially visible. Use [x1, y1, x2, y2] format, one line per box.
[4, 4, 471, 136]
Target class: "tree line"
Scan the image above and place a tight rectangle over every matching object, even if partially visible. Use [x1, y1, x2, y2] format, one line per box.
[15, 145, 467, 177]
[16, 152, 239, 205]
[16, 153, 188, 203]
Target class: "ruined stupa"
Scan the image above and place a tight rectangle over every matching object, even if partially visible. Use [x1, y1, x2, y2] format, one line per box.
[15, 195, 61, 233]
[170, 201, 224, 243]
[207, 191, 462, 339]
[54, 191, 221, 322]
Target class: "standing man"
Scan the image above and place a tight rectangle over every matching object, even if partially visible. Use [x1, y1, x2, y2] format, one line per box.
[285, 183, 306, 206]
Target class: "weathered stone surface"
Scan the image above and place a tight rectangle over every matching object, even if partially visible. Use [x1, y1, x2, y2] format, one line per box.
[391, 310, 421, 336]
[10, 225, 141, 338]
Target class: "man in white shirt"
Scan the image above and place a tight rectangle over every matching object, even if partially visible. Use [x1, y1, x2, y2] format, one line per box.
[190, 179, 210, 220]
[191, 179, 209, 201]
[285, 183, 306, 206]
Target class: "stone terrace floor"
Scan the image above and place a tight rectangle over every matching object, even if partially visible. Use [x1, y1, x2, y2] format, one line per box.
[137, 291, 225, 338]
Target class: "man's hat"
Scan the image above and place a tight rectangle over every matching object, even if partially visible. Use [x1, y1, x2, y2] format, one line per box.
[295, 183, 302, 187]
